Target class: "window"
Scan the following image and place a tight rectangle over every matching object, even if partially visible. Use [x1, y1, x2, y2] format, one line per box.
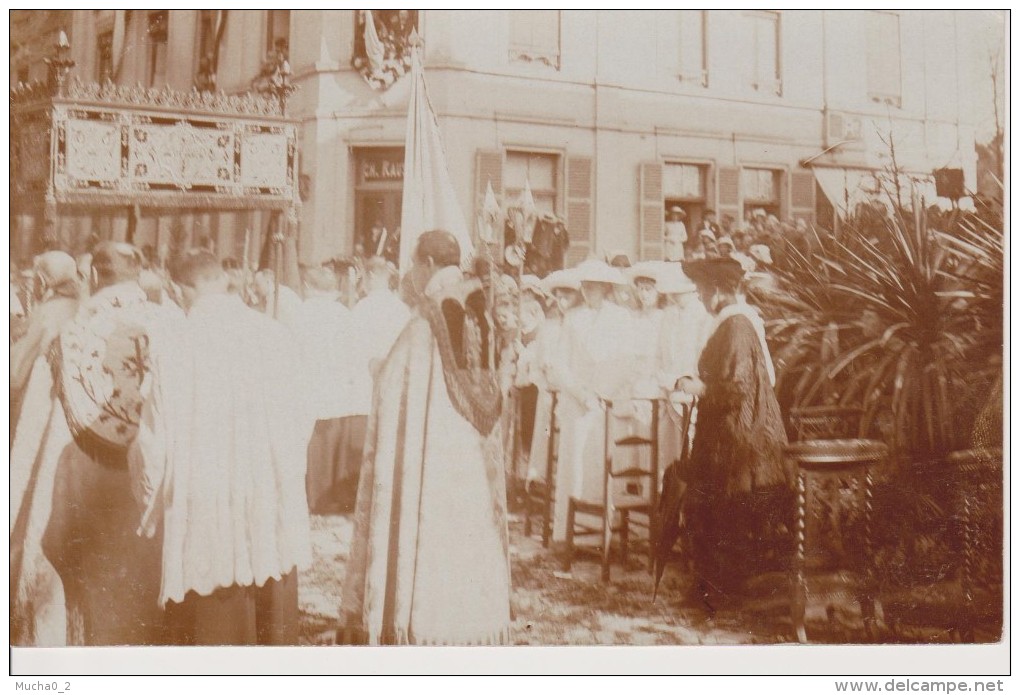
[745, 10, 781, 96]
[197, 10, 216, 63]
[663, 163, 706, 200]
[509, 10, 560, 69]
[266, 9, 290, 58]
[145, 10, 168, 87]
[505, 151, 558, 213]
[867, 11, 901, 107]
[742, 168, 779, 203]
[663, 162, 710, 237]
[196, 10, 219, 91]
[96, 30, 113, 83]
[678, 11, 707, 86]
[742, 167, 782, 219]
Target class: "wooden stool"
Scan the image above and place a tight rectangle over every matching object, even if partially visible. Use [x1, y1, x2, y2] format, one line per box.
[787, 438, 888, 643]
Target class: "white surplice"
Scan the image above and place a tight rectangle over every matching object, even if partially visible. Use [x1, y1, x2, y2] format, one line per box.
[131, 293, 313, 607]
[292, 294, 354, 421]
[345, 288, 411, 417]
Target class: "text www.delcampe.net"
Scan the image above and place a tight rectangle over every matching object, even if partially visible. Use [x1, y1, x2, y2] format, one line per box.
[835, 680, 1005, 693]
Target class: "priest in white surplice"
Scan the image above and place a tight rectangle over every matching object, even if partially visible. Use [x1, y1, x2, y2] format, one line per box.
[130, 250, 313, 645]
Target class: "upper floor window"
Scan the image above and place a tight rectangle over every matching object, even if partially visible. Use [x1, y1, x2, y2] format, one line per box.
[352, 10, 419, 90]
[145, 10, 168, 87]
[745, 10, 781, 96]
[678, 11, 707, 86]
[96, 30, 113, 83]
[509, 10, 560, 69]
[867, 11, 901, 107]
[505, 151, 558, 213]
[266, 9, 290, 59]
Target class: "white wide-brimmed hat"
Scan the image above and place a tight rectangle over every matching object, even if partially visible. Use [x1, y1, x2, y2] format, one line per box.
[749, 244, 774, 265]
[541, 268, 582, 293]
[520, 274, 547, 299]
[576, 259, 626, 285]
[655, 264, 698, 295]
[626, 260, 666, 285]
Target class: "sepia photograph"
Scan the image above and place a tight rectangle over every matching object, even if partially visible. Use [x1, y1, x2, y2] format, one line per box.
[8, 7, 1007, 675]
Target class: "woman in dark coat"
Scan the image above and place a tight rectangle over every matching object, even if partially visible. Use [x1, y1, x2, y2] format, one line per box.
[677, 257, 792, 605]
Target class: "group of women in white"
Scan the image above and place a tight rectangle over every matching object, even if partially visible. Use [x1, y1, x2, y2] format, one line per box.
[516, 258, 719, 545]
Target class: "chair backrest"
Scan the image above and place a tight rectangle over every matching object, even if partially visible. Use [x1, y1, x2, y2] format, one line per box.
[601, 398, 661, 509]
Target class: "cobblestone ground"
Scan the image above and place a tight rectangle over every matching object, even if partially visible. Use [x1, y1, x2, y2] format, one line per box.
[298, 513, 1001, 646]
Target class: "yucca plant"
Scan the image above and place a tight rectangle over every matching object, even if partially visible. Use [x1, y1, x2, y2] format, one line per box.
[762, 197, 1003, 592]
[765, 200, 1003, 465]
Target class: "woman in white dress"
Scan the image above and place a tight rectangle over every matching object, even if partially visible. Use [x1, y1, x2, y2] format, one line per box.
[548, 260, 636, 544]
[656, 264, 712, 472]
[520, 270, 582, 492]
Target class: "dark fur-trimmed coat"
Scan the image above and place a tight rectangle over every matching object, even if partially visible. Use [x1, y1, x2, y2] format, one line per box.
[688, 311, 791, 496]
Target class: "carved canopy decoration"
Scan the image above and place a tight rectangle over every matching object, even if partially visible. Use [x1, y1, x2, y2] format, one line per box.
[10, 78, 298, 213]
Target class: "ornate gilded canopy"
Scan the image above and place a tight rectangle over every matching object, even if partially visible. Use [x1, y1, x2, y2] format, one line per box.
[10, 77, 300, 219]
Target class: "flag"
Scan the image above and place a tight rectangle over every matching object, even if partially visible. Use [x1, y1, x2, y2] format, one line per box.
[478, 181, 501, 244]
[364, 10, 385, 74]
[398, 40, 474, 274]
[520, 179, 538, 244]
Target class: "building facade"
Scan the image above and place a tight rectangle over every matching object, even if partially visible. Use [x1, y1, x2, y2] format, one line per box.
[10, 10, 986, 266]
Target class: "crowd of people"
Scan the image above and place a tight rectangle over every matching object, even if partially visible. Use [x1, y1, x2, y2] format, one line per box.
[663, 204, 813, 275]
[10, 222, 792, 646]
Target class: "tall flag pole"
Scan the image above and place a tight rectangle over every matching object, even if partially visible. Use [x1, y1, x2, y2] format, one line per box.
[398, 32, 474, 275]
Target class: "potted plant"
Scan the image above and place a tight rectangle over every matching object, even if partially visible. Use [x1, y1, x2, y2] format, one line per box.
[761, 187, 1003, 601]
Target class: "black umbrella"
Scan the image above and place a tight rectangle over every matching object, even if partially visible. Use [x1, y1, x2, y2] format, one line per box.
[652, 399, 695, 601]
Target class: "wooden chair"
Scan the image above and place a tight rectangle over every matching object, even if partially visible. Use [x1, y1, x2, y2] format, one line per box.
[523, 390, 558, 548]
[563, 397, 661, 582]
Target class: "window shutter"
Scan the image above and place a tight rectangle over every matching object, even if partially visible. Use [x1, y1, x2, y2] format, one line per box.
[790, 170, 816, 226]
[565, 155, 592, 266]
[638, 162, 664, 261]
[716, 165, 741, 223]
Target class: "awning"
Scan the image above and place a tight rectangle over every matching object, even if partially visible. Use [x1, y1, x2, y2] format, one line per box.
[812, 167, 874, 217]
[813, 167, 973, 216]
